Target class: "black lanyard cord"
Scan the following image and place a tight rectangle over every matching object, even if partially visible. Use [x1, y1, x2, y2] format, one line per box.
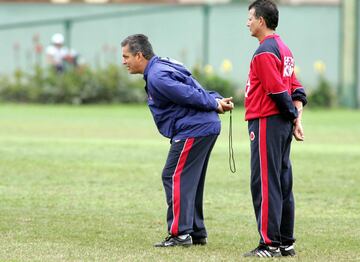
[229, 110, 236, 173]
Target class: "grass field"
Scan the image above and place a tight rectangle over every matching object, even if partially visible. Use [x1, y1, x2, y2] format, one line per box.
[0, 104, 359, 261]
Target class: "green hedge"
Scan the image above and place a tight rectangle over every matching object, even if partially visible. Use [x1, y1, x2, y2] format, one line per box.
[0, 57, 341, 109]
[307, 76, 337, 108]
[0, 64, 242, 105]
[0, 64, 337, 108]
[0, 65, 146, 104]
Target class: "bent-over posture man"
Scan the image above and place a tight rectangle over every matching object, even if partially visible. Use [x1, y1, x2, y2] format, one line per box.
[121, 34, 234, 247]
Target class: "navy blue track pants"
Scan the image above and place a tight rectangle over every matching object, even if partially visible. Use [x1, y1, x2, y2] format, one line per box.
[162, 135, 217, 238]
[248, 115, 295, 247]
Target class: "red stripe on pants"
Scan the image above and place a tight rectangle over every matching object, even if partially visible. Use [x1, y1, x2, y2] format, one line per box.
[170, 138, 194, 236]
[259, 118, 271, 244]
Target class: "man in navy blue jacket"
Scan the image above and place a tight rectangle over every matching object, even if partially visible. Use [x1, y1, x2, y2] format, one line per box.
[121, 34, 234, 247]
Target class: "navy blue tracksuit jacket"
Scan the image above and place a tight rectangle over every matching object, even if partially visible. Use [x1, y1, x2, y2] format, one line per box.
[143, 56, 222, 141]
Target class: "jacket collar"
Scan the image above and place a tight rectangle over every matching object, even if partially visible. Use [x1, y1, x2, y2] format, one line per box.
[260, 33, 279, 44]
[143, 55, 159, 81]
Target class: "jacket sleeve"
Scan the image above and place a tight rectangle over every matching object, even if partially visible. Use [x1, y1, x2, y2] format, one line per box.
[207, 91, 223, 100]
[291, 73, 307, 106]
[191, 77, 224, 100]
[253, 53, 298, 121]
[150, 70, 219, 111]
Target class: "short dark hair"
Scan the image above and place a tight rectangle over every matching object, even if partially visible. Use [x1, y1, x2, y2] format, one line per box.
[121, 34, 155, 60]
[249, 0, 279, 30]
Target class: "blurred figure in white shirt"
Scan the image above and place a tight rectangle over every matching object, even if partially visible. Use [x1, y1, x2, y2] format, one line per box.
[46, 33, 78, 72]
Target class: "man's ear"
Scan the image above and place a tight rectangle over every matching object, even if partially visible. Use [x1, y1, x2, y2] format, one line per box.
[259, 16, 266, 27]
[136, 52, 144, 60]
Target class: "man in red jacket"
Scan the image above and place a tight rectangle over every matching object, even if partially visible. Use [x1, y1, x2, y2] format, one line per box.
[243, 0, 307, 257]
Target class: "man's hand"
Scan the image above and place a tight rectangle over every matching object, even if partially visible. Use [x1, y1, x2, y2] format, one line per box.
[221, 97, 234, 112]
[216, 99, 225, 114]
[293, 118, 304, 141]
[292, 100, 304, 141]
[216, 97, 234, 114]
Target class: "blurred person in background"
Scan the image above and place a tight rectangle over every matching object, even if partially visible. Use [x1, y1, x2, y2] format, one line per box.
[46, 33, 78, 72]
[121, 34, 234, 248]
[243, 0, 307, 257]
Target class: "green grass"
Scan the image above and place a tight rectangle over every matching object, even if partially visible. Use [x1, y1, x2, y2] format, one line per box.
[0, 104, 359, 261]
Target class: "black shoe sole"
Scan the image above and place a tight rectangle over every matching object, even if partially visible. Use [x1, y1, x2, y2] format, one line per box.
[154, 239, 193, 247]
[154, 243, 192, 247]
[280, 251, 296, 256]
[192, 238, 207, 245]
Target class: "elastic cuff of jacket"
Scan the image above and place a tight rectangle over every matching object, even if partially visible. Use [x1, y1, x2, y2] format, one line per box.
[292, 95, 307, 106]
